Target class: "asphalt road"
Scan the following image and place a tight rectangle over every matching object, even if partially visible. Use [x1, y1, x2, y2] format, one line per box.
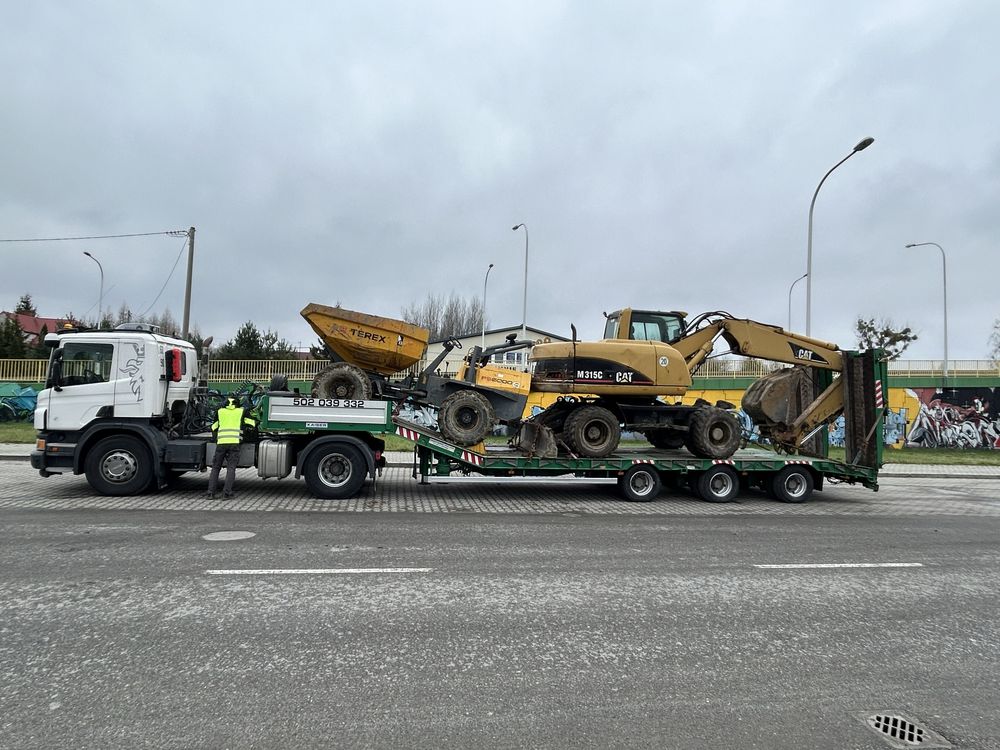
[1, 466, 999, 748]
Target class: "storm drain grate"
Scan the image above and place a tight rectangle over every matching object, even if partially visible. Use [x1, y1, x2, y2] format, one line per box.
[861, 713, 950, 749]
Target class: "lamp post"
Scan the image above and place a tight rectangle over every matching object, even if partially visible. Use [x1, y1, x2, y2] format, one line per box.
[805, 137, 875, 336]
[83, 251, 104, 328]
[788, 272, 807, 331]
[905, 242, 949, 385]
[512, 223, 528, 340]
[481, 262, 494, 350]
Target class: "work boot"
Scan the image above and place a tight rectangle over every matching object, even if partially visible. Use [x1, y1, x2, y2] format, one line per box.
[204, 491, 216, 499]
[222, 492, 236, 501]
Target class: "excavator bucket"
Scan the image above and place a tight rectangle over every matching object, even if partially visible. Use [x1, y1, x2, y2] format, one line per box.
[301, 303, 430, 377]
[741, 366, 816, 429]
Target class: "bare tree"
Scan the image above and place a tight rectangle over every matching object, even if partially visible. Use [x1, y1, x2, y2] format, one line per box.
[403, 293, 485, 340]
[989, 318, 1000, 363]
[854, 316, 918, 360]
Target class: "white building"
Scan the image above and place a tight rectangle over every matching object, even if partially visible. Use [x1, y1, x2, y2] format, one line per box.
[422, 325, 570, 376]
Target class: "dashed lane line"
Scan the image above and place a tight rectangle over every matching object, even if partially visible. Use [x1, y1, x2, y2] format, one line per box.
[205, 567, 434, 575]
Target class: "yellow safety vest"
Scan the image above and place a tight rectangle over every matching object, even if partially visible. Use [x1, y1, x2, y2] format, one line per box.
[212, 404, 256, 445]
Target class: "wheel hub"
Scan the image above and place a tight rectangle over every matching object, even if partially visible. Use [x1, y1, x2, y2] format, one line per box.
[102, 451, 138, 483]
[318, 455, 352, 488]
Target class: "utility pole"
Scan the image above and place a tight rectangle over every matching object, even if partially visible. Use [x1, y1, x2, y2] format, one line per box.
[182, 226, 195, 339]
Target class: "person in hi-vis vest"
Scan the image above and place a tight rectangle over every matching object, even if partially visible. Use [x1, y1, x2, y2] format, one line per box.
[206, 395, 257, 499]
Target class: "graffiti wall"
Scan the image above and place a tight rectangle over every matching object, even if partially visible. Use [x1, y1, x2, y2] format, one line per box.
[904, 387, 1000, 449]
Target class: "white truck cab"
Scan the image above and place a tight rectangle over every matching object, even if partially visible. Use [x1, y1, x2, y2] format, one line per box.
[32, 324, 199, 492]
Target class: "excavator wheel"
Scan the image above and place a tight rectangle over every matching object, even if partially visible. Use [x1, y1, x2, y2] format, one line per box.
[563, 405, 621, 458]
[312, 363, 373, 400]
[438, 390, 496, 446]
[644, 427, 686, 450]
[686, 407, 741, 459]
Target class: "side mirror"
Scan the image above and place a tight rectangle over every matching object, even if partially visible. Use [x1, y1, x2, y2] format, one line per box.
[49, 350, 64, 391]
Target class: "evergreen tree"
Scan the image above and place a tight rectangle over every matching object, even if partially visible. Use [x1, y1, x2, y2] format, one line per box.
[215, 321, 296, 360]
[14, 294, 37, 315]
[0, 316, 27, 358]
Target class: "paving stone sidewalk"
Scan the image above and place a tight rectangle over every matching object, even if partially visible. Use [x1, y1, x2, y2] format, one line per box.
[3, 442, 998, 478]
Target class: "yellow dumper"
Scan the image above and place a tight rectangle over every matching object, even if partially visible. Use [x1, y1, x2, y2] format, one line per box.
[301, 303, 533, 446]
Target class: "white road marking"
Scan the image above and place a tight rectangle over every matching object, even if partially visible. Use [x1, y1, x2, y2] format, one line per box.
[205, 567, 433, 575]
[754, 562, 923, 569]
[202, 531, 257, 541]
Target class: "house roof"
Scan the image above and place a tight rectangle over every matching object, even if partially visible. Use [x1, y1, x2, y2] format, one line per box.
[1, 312, 70, 337]
[428, 325, 570, 345]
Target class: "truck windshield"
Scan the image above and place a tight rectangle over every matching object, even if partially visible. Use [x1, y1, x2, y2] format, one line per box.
[629, 313, 684, 343]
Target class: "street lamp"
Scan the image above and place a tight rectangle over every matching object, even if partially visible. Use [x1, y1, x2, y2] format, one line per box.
[512, 223, 528, 340]
[805, 136, 875, 336]
[83, 251, 104, 328]
[905, 242, 949, 384]
[481, 262, 494, 350]
[787, 272, 807, 331]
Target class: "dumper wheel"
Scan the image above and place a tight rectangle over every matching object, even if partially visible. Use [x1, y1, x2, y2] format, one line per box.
[563, 405, 621, 458]
[312, 363, 372, 400]
[687, 407, 741, 459]
[438, 390, 496, 446]
[644, 428, 686, 450]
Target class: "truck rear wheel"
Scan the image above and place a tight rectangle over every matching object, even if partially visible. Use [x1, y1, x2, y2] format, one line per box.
[686, 407, 741, 459]
[617, 464, 662, 502]
[563, 405, 621, 458]
[303, 443, 367, 499]
[312, 363, 372, 400]
[770, 466, 814, 503]
[84, 435, 154, 496]
[695, 465, 739, 503]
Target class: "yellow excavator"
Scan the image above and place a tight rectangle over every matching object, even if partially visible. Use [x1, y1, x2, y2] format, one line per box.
[520, 307, 854, 459]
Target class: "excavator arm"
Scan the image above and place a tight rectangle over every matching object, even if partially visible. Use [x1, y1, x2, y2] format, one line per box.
[665, 313, 848, 455]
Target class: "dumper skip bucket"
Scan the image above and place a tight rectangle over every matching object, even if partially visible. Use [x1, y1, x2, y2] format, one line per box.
[300, 303, 430, 377]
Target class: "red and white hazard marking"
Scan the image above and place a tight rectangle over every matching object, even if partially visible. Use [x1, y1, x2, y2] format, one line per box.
[396, 426, 420, 441]
[461, 451, 483, 466]
[874, 379, 884, 408]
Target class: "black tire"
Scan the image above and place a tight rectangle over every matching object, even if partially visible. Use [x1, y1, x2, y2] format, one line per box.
[311, 363, 372, 400]
[770, 466, 815, 503]
[644, 427, 686, 450]
[303, 443, 367, 499]
[438, 390, 496, 446]
[696, 465, 739, 503]
[84, 436, 154, 496]
[617, 464, 662, 502]
[0, 403, 15, 422]
[563, 405, 621, 458]
[687, 407, 741, 459]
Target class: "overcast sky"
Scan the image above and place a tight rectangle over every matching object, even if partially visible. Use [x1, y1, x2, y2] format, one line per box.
[2, 1, 997, 361]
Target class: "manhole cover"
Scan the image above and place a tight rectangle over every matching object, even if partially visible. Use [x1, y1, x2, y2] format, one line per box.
[860, 713, 950, 748]
[202, 531, 256, 541]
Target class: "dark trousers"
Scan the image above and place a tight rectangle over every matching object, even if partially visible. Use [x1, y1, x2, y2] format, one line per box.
[208, 444, 241, 495]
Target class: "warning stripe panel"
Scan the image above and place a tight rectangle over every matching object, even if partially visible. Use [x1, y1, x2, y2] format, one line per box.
[874, 379, 884, 408]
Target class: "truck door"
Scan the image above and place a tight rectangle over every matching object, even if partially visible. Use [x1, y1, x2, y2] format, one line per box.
[113, 339, 155, 418]
[48, 340, 118, 431]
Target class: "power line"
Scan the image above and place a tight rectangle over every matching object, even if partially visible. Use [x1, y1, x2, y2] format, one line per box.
[0, 230, 187, 243]
[138, 235, 190, 317]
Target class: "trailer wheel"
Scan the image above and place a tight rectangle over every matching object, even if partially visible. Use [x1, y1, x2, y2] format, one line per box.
[617, 464, 662, 502]
[644, 428, 686, 450]
[770, 466, 814, 503]
[303, 443, 367, 499]
[84, 436, 154, 496]
[687, 407, 741, 459]
[312, 363, 372, 400]
[563, 405, 621, 458]
[695, 465, 739, 503]
[438, 390, 496, 446]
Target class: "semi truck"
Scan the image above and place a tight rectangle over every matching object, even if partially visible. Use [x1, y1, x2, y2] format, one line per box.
[29, 322, 886, 504]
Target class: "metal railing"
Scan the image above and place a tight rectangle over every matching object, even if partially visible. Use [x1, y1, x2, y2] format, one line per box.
[3, 357, 1000, 383]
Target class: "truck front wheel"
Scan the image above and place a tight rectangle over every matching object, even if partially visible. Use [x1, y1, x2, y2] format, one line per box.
[84, 436, 154, 496]
[303, 443, 367, 499]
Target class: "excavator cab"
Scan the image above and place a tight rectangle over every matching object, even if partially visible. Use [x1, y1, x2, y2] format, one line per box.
[603, 308, 687, 344]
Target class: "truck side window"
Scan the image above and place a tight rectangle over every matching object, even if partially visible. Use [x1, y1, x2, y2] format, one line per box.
[61, 343, 114, 386]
